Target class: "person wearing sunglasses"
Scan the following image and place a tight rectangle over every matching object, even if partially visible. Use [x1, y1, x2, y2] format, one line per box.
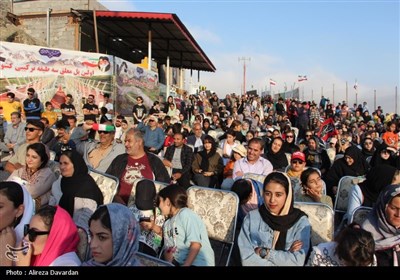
[8, 142, 57, 208]
[0, 181, 34, 266]
[4, 120, 44, 175]
[13, 205, 80, 266]
[23, 88, 42, 122]
[369, 142, 398, 168]
[286, 151, 307, 192]
[69, 121, 125, 173]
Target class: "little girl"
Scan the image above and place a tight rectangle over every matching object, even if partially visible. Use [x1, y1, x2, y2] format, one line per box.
[158, 184, 215, 266]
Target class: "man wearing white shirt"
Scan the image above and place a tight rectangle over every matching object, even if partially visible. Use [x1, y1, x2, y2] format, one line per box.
[233, 138, 273, 180]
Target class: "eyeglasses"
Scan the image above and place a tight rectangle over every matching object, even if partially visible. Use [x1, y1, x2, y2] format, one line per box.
[98, 130, 111, 134]
[25, 127, 40, 132]
[291, 159, 304, 164]
[24, 224, 50, 242]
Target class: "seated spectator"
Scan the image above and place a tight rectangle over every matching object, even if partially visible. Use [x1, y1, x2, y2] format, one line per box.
[308, 222, 376, 266]
[128, 179, 164, 257]
[82, 203, 141, 266]
[296, 168, 333, 208]
[369, 142, 397, 168]
[0, 181, 34, 266]
[345, 165, 400, 224]
[8, 143, 56, 207]
[264, 137, 288, 171]
[192, 135, 223, 188]
[286, 151, 307, 191]
[14, 205, 81, 266]
[362, 184, 400, 266]
[304, 136, 331, 176]
[70, 122, 125, 173]
[221, 144, 247, 190]
[107, 128, 170, 205]
[324, 145, 369, 199]
[238, 172, 311, 266]
[158, 184, 215, 266]
[49, 150, 103, 229]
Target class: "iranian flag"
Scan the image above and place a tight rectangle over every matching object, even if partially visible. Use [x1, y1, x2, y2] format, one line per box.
[269, 79, 277, 86]
[298, 75, 308, 82]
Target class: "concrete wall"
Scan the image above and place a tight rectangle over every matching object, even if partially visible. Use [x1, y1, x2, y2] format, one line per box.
[10, 0, 107, 50]
[12, 0, 106, 14]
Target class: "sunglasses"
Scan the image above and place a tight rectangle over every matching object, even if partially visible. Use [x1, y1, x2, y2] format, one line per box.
[24, 224, 50, 242]
[286, 135, 294, 138]
[98, 130, 111, 134]
[25, 127, 40, 132]
[291, 159, 304, 164]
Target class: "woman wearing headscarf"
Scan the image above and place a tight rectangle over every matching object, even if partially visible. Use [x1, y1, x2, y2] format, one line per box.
[238, 172, 311, 266]
[192, 135, 223, 188]
[345, 166, 400, 222]
[0, 181, 34, 266]
[83, 203, 141, 266]
[369, 142, 397, 168]
[49, 150, 103, 228]
[14, 205, 81, 266]
[324, 145, 369, 199]
[362, 184, 400, 266]
[264, 137, 289, 171]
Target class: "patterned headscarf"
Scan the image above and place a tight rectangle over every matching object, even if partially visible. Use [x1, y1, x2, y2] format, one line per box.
[83, 203, 140, 266]
[362, 184, 400, 252]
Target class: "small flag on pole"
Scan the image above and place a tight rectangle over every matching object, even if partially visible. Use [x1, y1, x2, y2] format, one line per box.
[354, 80, 358, 91]
[269, 79, 277, 86]
[298, 75, 308, 82]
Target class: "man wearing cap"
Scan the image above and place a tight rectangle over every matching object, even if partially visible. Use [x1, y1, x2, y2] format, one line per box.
[60, 94, 76, 122]
[69, 121, 125, 173]
[106, 128, 170, 204]
[47, 120, 76, 161]
[162, 132, 194, 189]
[0, 92, 23, 134]
[137, 115, 165, 155]
[286, 151, 307, 190]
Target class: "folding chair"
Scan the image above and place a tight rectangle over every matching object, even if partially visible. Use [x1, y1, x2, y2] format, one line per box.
[88, 168, 119, 204]
[349, 206, 372, 225]
[242, 173, 266, 185]
[76, 226, 90, 262]
[187, 186, 239, 266]
[334, 176, 361, 226]
[294, 202, 334, 246]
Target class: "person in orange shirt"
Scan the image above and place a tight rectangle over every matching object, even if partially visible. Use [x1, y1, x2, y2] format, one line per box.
[41, 101, 58, 127]
[382, 121, 398, 150]
[0, 92, 23, 134]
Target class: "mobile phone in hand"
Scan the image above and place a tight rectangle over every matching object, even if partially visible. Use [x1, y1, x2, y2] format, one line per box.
[139, 217, 151, 223]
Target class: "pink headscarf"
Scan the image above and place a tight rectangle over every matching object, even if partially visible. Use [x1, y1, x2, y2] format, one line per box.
[32, 206, 79, 266]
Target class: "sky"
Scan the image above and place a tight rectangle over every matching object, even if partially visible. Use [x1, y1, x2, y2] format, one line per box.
[99, 0, 399, 113]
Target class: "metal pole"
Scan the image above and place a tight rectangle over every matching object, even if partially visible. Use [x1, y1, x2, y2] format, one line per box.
[93, 9, 99, 53]
[238, 57, 250, 96]
[46, 8, 52, 47]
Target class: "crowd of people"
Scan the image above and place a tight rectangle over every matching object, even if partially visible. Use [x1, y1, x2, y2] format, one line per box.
[0, 88, 399, 267]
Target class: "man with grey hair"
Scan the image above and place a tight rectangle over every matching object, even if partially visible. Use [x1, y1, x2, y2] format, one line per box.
[106, 128, 170, 205]
[0, 111, 25, 155]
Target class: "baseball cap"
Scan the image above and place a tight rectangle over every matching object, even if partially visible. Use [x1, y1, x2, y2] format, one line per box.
[291, 151, 305, 162]
[135, 179, 156, 210]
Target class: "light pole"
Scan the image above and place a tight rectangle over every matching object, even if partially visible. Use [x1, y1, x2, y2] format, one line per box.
[238, 57, 250, 96]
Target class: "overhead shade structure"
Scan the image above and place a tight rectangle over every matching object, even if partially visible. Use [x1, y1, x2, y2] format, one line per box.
[72, 10, 216, 73]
